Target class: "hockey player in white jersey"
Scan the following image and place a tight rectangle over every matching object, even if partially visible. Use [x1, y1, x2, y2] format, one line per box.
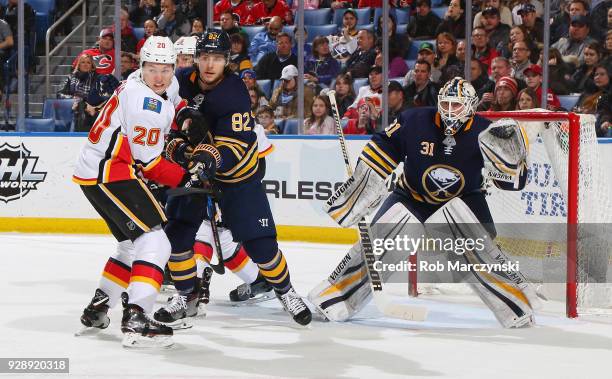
[73, 36, 219, 348]
[174, 36, 197, 69]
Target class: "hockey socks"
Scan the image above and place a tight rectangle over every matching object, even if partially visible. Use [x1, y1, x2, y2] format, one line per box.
[167, 250, 198, 294]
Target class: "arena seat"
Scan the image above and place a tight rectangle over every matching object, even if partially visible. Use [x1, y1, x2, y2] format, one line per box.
[303, 8, 332, 25]
[242, 26, 266, 43]
[257, 79, 272, 99]
[305, 24, 338, 42]
[558, 95, 580, 111]
[24, 118, 56, 132]
[353, 78, 368, 94]
[373, 7, 396, 24]
[42, 99, 74, 132]
[432, 7, 448, 19]
[333, 8, 371, 27]
[283, 119, 299, 134]
[405, 59, 416, 69]
[396, 24, 408, 35]
[395, 8, 411, 25]
[357, 24, 374, 32]
[29, 0, 56, 45]
[133, 27, 144, 41]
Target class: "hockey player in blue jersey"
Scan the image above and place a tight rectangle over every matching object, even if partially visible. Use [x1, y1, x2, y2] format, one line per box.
[308, 77, 540, 328]
[161, 29, 312, 326]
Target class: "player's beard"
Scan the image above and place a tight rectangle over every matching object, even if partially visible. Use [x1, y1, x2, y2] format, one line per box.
[199, 69, 224, 89]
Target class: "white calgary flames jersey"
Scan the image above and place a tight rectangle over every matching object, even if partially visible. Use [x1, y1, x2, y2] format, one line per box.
[73, 71, 184, 186]
[254, 124, 273, 157]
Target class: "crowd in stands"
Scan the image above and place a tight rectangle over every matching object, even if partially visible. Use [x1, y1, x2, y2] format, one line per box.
[40, 0, 612, 136]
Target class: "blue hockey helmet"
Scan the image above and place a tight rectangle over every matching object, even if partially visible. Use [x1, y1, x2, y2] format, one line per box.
[437, 77, 479, 136]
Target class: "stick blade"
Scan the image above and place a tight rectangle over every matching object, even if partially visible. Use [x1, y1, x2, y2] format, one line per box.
[373, 293, 428, 321]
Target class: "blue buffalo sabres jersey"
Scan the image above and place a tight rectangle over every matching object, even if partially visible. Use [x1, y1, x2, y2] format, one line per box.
[360, 107, 492, 205]
[175, 67, 259, 185]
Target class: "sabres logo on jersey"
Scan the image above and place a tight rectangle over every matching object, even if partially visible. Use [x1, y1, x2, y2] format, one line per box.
[422, 165, 465, 202]
[143, 97, 162, 113]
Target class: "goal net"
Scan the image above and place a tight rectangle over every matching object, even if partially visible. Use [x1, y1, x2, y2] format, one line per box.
[407, 110, 612, 318]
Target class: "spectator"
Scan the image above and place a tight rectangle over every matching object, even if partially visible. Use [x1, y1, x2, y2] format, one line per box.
[376, 13, 410, 59]
[0, 17, 13, 88]
[405, 60, 439, 107]
[374, 39, 409, 78]
[241, 69, 270, 105]
[344, 65, 383, 118]
[291, 0, 321, 11]
[74, 28, 115, 76]
[574, 64, 611, 114]
[229, 33, 254, 74]
[0, 0, 34, 47]
[602, 30, 612, 68]
[473, 0, 512, 28]
[479, 56, 524, 110]
[304, 95, 335, 134]
[511, 41, 532, 82]
[320, 0, 354, 10]
[328, 8, 359, 62]
[345, 29, 377, 78]
[516, 87, 540, 110]
[490, 76, 518, 111]
[191, 17, 205, 35]
[470, 58, 495, 99]
[57, 54, 98, 132]
[213, 0, 251, 25]
[404, 42, 442, 86]
[179, 0, 205, 22]
[540, 48, 573, 95]
[569, 42, 603, 93]
[511, 0, 544, 25]
[129, 0, 161, 25]
[550, 0, 589, 42]
[499, 25, 539, 64]
[482, 6, 510, 51]
[456, 40, 466, 62]
[219, 11, 248, 42]
[333, 73, 356, 117]
[256, 105, 280, 134]
[517, 3, 544, 43]
[305, 36, 341, 87]
[595, 91, 612, 137]
[409, 0, 442, 40]
[248, 16, 283, 64]
[111, 9, 139, 53]
[269, 65, 315, 119]
[436, 0, 466, 39]
[136, 19, 157, 55]
[523, 64, 561, 110]
[249, 88, 266, 112]
[246, 0, 293, 26]
[388, 81, 408, 121]
[291, 26, 312, 58]
[343, 96, 382, 135]
[120, 53, 137, 80]
[255, 32, 297, 80]
[154, 0, 191, 41]
[435, 32, 460, 78]
[472, 26, 499, 74]
[84, 74, 121, 130]
[590, 0, 610, 41]
[552, 15, 598, 64]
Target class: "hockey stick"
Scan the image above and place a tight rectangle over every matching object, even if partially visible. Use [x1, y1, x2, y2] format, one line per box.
[206, 196, 226, 275]
[326, 90, 428, 321]
[166, 186, 220, 197]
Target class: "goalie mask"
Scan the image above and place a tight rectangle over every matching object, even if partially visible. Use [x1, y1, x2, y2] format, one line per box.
[437, 77, 479, 137]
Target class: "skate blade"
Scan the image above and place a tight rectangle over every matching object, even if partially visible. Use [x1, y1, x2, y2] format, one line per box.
[226, 291, 276, 307]
[160, 319, 194, 330]
[122, 333, 174, 348]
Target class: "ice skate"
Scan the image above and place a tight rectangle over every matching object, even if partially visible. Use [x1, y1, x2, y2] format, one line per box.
[229, 273, 274, 305]
[76, 289, 110, 336]
[276, 287, 312, 326]
[121, 294, 173, 348]
[153, 289, 201, 330]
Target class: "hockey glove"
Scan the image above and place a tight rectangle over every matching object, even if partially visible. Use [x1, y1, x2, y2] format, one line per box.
[479, 118, 528, 190]
[165, 137, 193, 168]
[175, 106, 209, 145]
[190, 144, 222, 181]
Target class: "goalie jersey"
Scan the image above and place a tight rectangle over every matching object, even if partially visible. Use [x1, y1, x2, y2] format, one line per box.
[361, 107, 493, 205]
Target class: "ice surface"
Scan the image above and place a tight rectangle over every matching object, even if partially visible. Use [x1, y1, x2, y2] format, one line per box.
[1, 234, 611, 378]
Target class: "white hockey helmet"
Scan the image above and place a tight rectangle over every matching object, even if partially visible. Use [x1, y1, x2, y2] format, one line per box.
[174, 36, 197, 56]
[437, 77, 479, 136]
[139, 36, 176, 70]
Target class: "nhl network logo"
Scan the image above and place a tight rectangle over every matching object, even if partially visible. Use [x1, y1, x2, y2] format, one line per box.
[0, 143, 47, 203]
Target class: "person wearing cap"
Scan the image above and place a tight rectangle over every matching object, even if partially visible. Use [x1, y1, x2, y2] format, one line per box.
[408, 0, 442, 40]
[248, 16, 284, 64]
[473, 0, 512, 29]
[241, 69, 270, 106]
[343, 65, 382, 119]
[245, 0, 293, 26]
[213, 0, 251, 25]
[490, 75, 518, 111]
[404, 59, 439, 107]
[73, 28, 116, 75]
[404, 42, 442, 86]
[481, 6, 510, 51]
[511, 0, 544, 26]
[518, 3, 544, 43]
[388, 81, 407, 121]
[523, 64, 562, 110]
[550, 0, 589, 42]
[435, 0, 466, 39]
[552, 14, 597, 63]
[472, 26, 498, 74]
[154, 0, 191, 41]
[269, 64, 315, 119]
[254, 32, 298, 80]
[328, 8, 359, 62]
[343, 95, 382, 135]
[344, 29, 377, 78]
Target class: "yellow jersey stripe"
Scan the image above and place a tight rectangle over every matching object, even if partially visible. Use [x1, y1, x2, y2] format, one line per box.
[368, 142, 398, 167]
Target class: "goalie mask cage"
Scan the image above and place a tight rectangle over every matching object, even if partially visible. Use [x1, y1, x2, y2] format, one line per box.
[407, 110, 612, 318]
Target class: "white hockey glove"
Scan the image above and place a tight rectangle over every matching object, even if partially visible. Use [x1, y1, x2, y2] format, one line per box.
[478, 118, 528, 190]
[324, 160, 388, 227]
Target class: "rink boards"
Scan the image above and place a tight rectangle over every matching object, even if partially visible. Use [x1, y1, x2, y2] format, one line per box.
[1, 133, 611, 243]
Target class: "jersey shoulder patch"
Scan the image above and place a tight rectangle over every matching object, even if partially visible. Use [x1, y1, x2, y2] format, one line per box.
[143, 97, 162, 113]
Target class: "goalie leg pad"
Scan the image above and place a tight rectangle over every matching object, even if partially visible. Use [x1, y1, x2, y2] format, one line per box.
[425, 197, 537, 328]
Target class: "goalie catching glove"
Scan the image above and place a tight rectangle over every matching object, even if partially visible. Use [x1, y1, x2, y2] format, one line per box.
[324, 160, 388, 227]
[478, 118, 528, 190]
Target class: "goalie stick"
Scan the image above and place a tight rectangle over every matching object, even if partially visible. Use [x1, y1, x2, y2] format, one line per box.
[325, 89, 428, 321]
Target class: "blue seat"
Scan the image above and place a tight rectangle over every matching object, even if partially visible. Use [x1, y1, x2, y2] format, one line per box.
[133, 27, 144, 41]
[373, 7, 396, 24]
[43, 99, 75, 132]
[283, 119, 299, 134]
[357, 23, 374, 32]
[333, 8, 371, 27]
[257, 79, 272, 99]
[28, 0, 56, 13]
[405, 59, 416, 69]
[432, 7, 448, 19]
[558, 95, 580, 111]
[24, 118, 56, 132]
[432, 0, 445, 6]
[395, 8, 411, 25]
[396, 24, 408, 35]
[305, 24, 337, 42]
[353, 78, 368, 94]
[243, 26, 266, 43]
[303, 8, 332, 25]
